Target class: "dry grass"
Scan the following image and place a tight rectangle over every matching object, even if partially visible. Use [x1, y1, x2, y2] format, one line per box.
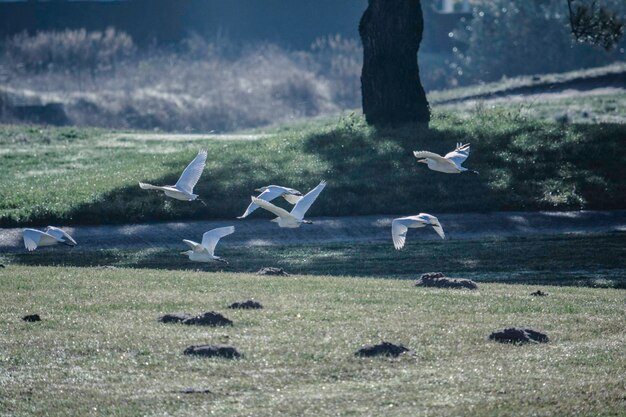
[0, 265, 624, 416]
[1, 33, 361, 132]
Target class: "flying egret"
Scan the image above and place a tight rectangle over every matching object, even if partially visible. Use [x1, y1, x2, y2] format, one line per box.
[392, 214, 445, 250]
[251, 180, 326, 228]
[413, 143, 478, 174]
[181, 226, 235, 264]
[23, 226, 77, 251]
[139, 150, 208, 203]
[238, 185, 303, 219]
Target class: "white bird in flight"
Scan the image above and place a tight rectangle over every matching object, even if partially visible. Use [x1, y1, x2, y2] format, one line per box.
[392, 214, 445, 250]
[251, 180, 326, 228]
[413, 143, 478, 174]
[23, 226, 77, 251]
[181, 226, 235, 264]
[139, 150, 208, 203]
[238, 185, 303, 219]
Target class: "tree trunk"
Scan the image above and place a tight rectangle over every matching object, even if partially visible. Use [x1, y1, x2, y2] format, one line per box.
[359, 0, 430, 126]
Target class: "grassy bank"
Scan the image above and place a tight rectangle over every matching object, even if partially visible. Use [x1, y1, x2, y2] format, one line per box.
[1, 266, 624, 416]
[428, 63, 626, 104]
[1, 110, 625, 226]
[4, 233, 625, 288]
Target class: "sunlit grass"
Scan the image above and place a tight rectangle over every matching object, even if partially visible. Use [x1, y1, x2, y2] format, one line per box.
[428, 62, 626, 103]
[1, 109, 625, 226]
[440, 91, 626, 124]
[0, 266, 624, 416]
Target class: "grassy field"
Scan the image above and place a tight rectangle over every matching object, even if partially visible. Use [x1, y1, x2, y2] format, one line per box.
[1, 109, 625, 226]
[1, 265, 624, 416]
[440, 91, 626, 124]
[3, 233, 625, 288]
[428, 63, 626, 104]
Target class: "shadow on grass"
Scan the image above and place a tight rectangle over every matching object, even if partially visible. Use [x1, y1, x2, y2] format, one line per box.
[4, 233, 625, 288]
[6, 112, 625, 227]
[301, 113, 626, 215]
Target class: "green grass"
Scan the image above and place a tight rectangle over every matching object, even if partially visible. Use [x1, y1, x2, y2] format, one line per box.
[1, 109, 625, 227]
[4, 233, 625, 288]
[428, 62, 626, 103]
[440, 91, 626, 124]
[1, 265, 624, 416]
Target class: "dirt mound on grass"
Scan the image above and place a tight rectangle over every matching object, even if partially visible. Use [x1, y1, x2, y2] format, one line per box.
[489, 327, 549, 344]
[416, 272, 478, 289]
[182, 311, 233, 326]
[159, 311, 233, 326]
[256, 267, 289, 276]
[183, 344, 242, 359]
[228, 300, 263, 309]
[355, 341, 413, 357]
[159, 313, 193, 323]
[178, 388, 212, 394]
[22, 314, 41, 322]
[530, 290, 548, 296]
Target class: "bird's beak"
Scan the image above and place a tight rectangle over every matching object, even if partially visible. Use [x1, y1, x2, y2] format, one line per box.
[254, 188, 262, 192]
[180, 251, 187, 255]
[417, 159, 427, 164]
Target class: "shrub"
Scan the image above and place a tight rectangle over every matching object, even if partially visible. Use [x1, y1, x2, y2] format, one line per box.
[1, 32, 357, 131]
[4, 28, 135, 82]
[310, 34, 362, 108]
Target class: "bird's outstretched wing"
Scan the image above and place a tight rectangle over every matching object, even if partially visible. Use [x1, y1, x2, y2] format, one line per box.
[252, 197, 292, 219]
[175, 150, 207, 194]
[282, 193, 303, 205]
[413, 151, 456, 171]
[415, 213, 445, 239]
[23, 229, 42, 251]
[45, 226, 77, 245]
[201, 226, 235, 256]
[182, 239, 203, 251]
[290, 180, 326, 220]
[431, 223, 446, 239]
[413, 150, 454, 165]
[391, 218, 411, 250]
[238, 187, 287, 219]
[139, 182, 162, 190]
[444, 143, 470, 166]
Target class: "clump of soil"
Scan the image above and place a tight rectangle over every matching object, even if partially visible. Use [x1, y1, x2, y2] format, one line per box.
[159, 313, 193, 323]
[0, 264, 6, 268]
[355, 341, 413, 357]
[183, 344, 242, 359]
[256, 267, 289, 276]
[228, 300, 263, 309]
[416, 272, 478, 290]
[22, 314, 41, 322]
[182, 311, 233, 327]
[530, 290, 548, 296]
[178, 388, 212, 394]
[489, 327, 549, 344]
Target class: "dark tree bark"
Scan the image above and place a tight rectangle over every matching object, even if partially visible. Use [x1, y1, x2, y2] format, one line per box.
[359, 0, 430, 126]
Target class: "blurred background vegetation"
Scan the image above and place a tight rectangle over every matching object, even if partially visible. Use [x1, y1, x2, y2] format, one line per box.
[0, 0, 623, 132]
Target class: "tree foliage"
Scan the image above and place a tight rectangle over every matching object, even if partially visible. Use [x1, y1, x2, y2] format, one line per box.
[451, 0, 625, 84]
[567, 0, 624, 50]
